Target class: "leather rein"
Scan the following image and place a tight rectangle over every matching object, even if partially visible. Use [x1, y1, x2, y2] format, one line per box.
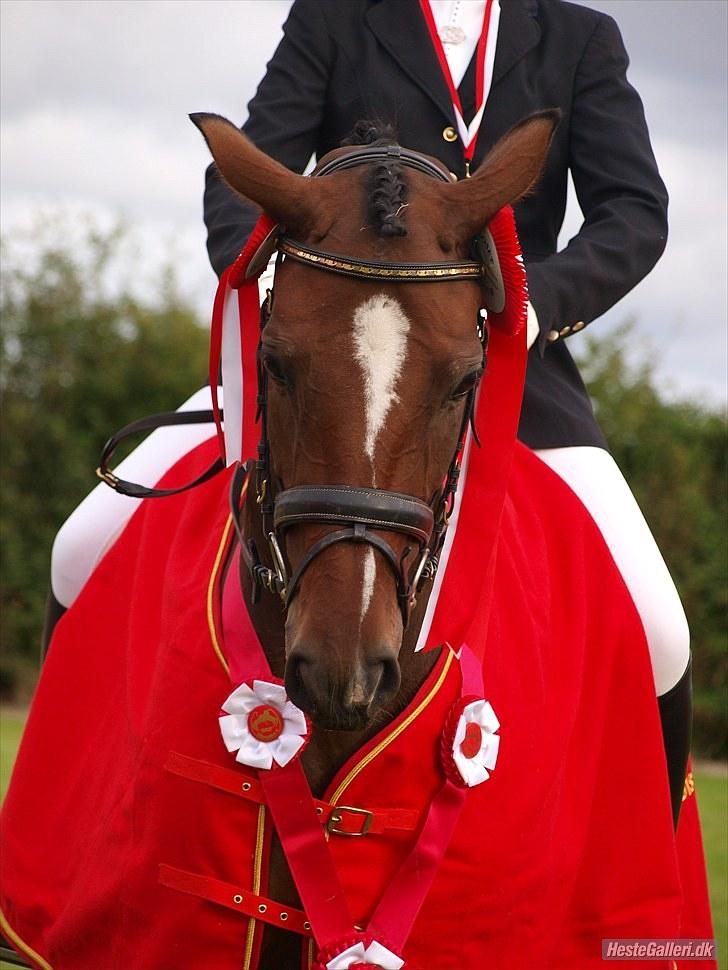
[98, 144, 492, 628]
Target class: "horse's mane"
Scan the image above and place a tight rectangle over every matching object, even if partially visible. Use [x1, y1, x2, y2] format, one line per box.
[341, 120, 408, 237]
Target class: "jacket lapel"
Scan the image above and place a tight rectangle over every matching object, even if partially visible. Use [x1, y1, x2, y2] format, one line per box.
[492, 0, 540, 85]
[365, 0, 456, 124]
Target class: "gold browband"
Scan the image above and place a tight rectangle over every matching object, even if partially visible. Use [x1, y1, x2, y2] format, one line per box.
[278, 238, 483, 283]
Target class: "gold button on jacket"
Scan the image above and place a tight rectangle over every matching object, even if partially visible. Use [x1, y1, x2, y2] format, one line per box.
[442, 126, 458, 143]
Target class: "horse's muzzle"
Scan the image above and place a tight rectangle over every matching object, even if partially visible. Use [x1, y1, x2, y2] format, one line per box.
[285, 648, 401, 731]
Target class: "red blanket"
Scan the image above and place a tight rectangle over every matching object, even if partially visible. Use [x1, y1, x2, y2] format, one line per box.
[0, 437, 714, 969]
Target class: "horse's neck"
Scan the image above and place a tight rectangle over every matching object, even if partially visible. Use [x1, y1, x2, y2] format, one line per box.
[239, 502, 439, 796]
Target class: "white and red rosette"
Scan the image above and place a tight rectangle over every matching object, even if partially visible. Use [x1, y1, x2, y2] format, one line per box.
[219, 678, 310, 770]
[315, 935, 405, 970]
[440, 695, 500, 788]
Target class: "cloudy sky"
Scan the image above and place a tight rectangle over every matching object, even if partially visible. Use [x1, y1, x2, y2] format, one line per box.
[1, 0, 726, 404]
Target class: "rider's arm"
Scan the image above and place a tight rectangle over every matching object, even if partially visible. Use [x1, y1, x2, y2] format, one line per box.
[204, 0, 333, 276]
[526, 13, 668, 352]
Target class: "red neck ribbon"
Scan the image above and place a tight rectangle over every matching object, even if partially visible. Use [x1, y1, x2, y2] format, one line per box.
[211, 206, 527, 960]
[209, 214, 277, 465]
[418, 0, 496, 164]
[222, 547, 484, 962]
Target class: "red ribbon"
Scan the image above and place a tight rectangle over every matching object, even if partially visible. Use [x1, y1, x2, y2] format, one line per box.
[222, 537, 485, 957]
[208, 214, 276, 465]
[213, 210, 521, 960]
[418, 0, 496, 163]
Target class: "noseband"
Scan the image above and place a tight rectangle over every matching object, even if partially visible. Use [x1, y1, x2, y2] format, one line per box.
[237, 145, 489, 628]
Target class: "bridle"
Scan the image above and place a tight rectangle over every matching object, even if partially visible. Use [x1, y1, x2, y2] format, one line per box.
[235, 144, 492, 628]
[98, 144, 500, 628]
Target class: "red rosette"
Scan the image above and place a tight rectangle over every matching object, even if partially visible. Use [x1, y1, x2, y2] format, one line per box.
[485, 204, 528, 336]
[439, 694, 484, 788]
[314, 933, 405, 970]
[228, 213, 278, 288]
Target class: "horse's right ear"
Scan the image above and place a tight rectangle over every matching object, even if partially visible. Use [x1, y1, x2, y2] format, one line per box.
[190, 113, 325, 234]
[439, 110, 560, 240]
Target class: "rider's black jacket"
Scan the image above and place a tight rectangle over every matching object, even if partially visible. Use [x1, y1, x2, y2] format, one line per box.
[202, 0, 668, 451]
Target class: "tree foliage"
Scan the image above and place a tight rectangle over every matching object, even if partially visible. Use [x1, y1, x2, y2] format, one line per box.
[574, 324, 727, 758]
[0, 222, 209, 694]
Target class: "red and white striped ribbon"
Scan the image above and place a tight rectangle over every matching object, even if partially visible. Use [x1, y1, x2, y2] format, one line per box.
[419, 0, 501, 163]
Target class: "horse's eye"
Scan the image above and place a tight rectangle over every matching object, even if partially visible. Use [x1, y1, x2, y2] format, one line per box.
[450, 367, 483, 400]
[263, 354, 291, 388]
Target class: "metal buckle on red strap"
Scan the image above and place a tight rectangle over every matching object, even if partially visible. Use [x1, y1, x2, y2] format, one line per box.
[326, 805, 373, 837]
[165, 752, 417, 837]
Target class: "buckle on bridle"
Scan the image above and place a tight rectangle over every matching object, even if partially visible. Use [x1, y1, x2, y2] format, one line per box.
[96, 467, 120, 487]
[326, 805, 373, 837]
[267, 531, 289, 599]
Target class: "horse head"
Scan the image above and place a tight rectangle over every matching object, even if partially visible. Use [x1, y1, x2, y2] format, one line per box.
[193, 112, 556, 730]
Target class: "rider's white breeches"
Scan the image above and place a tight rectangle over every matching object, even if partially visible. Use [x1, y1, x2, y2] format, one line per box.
[50, 401, 689, 698]
[50, 386, 219, 612]
[534, 446, 690, 696]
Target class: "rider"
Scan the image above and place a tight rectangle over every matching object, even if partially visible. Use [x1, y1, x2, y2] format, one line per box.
[49, 0, 691, 823]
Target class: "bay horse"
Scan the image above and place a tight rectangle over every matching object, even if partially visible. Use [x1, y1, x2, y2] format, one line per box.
[0, 112, 688, 970]
[190, 111, 555, 967]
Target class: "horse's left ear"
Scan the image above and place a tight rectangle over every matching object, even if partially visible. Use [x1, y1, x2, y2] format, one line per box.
[440, 110, 560, 239]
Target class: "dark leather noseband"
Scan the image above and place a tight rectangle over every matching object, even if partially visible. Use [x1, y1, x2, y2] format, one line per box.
[273, 486, 436, 615]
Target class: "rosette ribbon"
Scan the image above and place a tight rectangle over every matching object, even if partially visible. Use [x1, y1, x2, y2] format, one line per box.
[324, 938, 405, 970]
[451, 698, 500, 786]
[219, 679, 310, 770]
[440, 692, 500, 789]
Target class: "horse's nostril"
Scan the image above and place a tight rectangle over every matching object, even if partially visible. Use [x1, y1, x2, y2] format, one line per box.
[285, 652, 315, 715]
[375, 655, 401, 702]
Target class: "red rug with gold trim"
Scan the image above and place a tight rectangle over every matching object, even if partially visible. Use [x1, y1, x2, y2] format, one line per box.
[0, 436, 715, 969]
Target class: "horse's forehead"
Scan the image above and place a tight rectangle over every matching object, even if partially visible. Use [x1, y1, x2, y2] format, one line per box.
[352, 293, 411, 461]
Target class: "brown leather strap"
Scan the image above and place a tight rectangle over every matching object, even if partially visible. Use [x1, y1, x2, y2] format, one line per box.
[274, 485, 434, 544]
[97, 408, 224, 498]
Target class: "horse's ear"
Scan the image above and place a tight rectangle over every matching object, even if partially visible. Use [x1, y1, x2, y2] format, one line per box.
[190, 113, 324, 233]
[440, 110, 560, 238]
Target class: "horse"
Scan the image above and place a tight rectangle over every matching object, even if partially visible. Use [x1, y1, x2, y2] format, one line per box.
[193, 110, 556, 967]
[0, 113, 688, 970]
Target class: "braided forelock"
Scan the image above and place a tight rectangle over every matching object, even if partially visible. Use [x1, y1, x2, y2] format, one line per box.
[341, 121, 408, 237]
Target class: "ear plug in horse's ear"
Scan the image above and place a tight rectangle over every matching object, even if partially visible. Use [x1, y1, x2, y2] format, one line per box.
[189, 111, 326, 235]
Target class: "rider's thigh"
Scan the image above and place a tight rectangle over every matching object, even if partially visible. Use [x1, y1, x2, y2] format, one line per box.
[51, 386, 219, 610]
[534, 445, 690, 697]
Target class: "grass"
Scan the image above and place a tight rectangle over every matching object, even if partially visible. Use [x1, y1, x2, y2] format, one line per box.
[695, 769, 728, 967]
[0, 709, 26, 801]
[0, 708, 726, 967]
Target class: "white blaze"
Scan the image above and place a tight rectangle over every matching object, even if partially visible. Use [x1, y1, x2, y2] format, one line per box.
[360, 546, 377, 625]
[352, 294, 410, 462]
[352, 294, 409, 627]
